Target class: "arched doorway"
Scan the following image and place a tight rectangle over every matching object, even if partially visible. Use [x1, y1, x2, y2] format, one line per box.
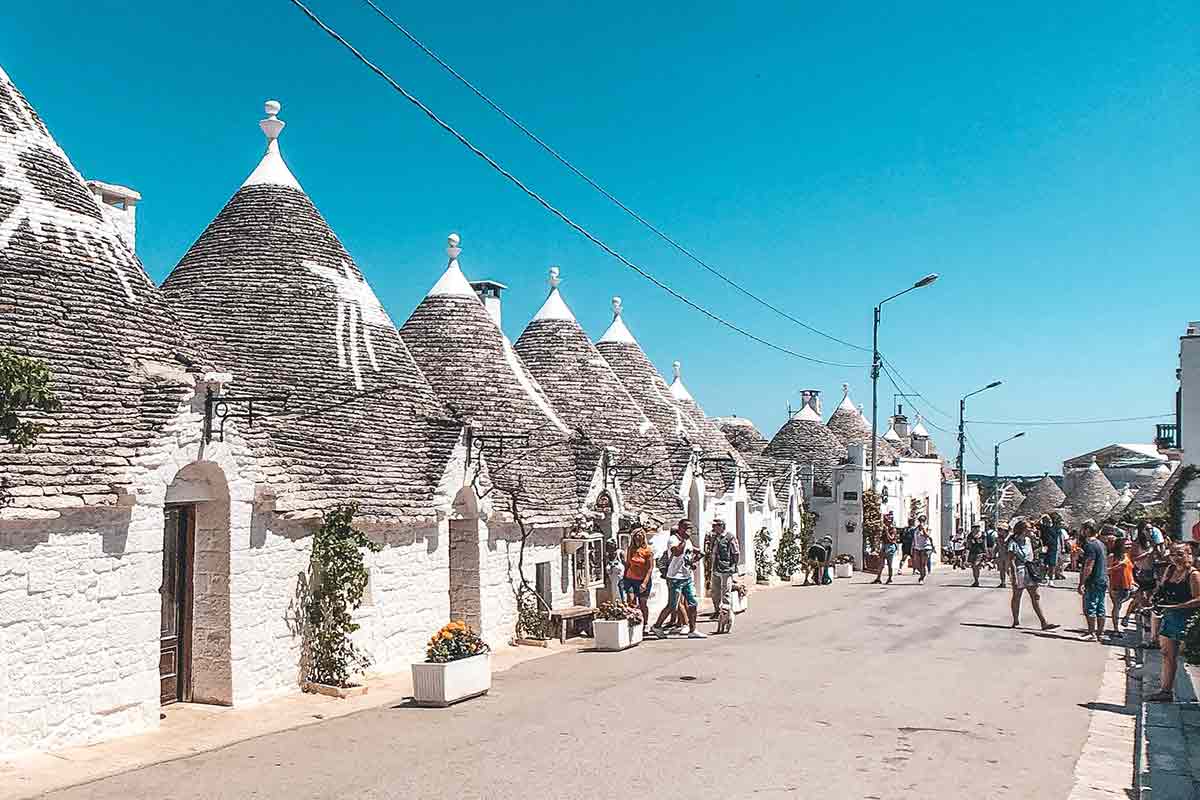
[735, 500, 748, 572]
[163, 461, 232, 706]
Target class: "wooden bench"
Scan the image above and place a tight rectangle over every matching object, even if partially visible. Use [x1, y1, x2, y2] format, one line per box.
[549, 606, 596, 644]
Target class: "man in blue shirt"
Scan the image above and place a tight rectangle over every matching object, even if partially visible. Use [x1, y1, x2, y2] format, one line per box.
[1077, 520, 1109, 642]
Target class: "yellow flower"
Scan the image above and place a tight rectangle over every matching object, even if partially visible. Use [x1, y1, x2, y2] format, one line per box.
[441, 631, 454, 640]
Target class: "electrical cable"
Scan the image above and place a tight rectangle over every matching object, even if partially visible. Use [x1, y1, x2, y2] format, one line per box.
[965, 414, 1173, 426]
[287, 0, 865, 369]
[362, 0, 870, 354]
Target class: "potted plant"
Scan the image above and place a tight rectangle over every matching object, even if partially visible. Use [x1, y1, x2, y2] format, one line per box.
[593, 601, 644, 651]
[834, 553, 855, 579]
[754, 528, 778, 586]
[775, 525, 803, 585]
[411, 621, 491, 707]
[300, 504, 381, 698]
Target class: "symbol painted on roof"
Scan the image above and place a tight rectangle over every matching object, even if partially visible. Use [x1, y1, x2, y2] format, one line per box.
[0, 78, 136, 301]
[303, 258, 396, 390]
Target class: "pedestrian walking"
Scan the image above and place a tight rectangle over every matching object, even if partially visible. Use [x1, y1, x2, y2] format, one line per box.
[1147, 545, 1200, 702]
[1076, 520, 1109, 642]
[707, 520, 740, 619]
[967, 523, 987, 587]
[996, 522, 1012, 588]
[620, 527, 655, 633]
[912, 516, 933, 583]
[1053, 512, 1069, 580]
[1107, 534, 1134, 634]
[1007, 519, 1057, 630]
[651, 520, 705, 639]
[1038, 514, 1060, 588]
[900, 523, 915, 573]
[873, 516, 899, 584]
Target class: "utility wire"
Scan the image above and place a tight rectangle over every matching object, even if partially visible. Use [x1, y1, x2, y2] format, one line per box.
[966, 414, 1172, 426]
[362, 0, 870, 354]
[287, 0, 864, 369]
[878, 354, 957, 422]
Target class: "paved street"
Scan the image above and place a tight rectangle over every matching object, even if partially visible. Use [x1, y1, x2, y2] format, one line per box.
[43, 570, 1116, 800]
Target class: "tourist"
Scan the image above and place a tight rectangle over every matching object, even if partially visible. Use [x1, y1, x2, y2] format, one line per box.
[651, 520, 705, 639]
[1076, 520, 1109, 642]
[1007, 519, 1057, 630]
[1052, 513, 1069, 579]
[807, 536, 833, 585]
[1146, 545, 1200, 702]
[996, 522, 1013, 587]
[1125, 522, 1167, 627]
[708, 519, 740, 619]
[912, 516, 933, 583]
[967, 523, 988, 587]
[900, 522, 915, 573]
[1107, 534, 1134, 634]
[873, 515, 899, 584]
[620, 527, 655, 632]
[950, 526, 966, 570]
[1039, 514, 1060, 588]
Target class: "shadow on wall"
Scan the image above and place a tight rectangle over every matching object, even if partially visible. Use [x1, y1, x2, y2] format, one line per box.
[286, 567, 314, 689]
[0, 507, 133, 555]
[250, 511, 312, 549]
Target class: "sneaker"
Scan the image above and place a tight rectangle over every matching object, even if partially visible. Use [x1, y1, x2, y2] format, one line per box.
[687, 630, 708, 639]
[1042, 623, 1059, 632]
[1078, 632, 1095, 641]
[650, 626, 666, 639]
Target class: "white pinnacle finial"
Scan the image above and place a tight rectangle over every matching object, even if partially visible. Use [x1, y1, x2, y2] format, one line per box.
[549, 266, 560, 289]
[612, 296, 622, 317]
[260, 100, 284, 142]
[673, 361, 682, 380]
[447, 233, 461, 262]
[842, 382, 849, 398]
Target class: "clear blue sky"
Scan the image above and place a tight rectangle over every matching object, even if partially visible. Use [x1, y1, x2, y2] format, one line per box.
[5, 1, 1197, 475]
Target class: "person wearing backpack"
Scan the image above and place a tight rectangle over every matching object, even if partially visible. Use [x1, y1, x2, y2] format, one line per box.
[707, 520, 740, 619]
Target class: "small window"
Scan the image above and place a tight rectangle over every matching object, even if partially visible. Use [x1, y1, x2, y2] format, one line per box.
[842, 491, 859, 502]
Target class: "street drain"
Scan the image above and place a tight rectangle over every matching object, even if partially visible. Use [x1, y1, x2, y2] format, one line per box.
[656, 674, 714, 684]
[680, 675, 696, 681]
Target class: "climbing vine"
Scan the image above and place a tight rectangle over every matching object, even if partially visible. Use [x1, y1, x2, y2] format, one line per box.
[1168, 465, 1200, 543]
[0, 348, 60, 450]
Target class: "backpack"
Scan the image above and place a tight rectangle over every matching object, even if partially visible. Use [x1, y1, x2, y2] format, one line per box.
[657, 545, 673, 578]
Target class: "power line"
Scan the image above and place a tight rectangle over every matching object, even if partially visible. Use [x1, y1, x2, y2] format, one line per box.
[966, 414, 1172, 426]
[878, 354, 956, 422]
[362, 0, 870, 355]
[287, 0, 865, 370]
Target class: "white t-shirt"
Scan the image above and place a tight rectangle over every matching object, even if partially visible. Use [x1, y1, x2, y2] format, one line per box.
[666, 535, 695, 579]
[913, 529, 932, 551]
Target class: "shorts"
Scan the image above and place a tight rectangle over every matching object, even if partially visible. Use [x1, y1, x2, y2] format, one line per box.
[1013, 564, 1038, 590]
[620, 577, 651, 598]
[667, 577, 698, 608]
[1109, 586, 1132, 604]
[902, 544, 913, 557]
[969, 551, 986, 565]
[1082, 584, 1107, 618]
[884, 544, 898, 558]
[1160, 609, 1196, 641]
[1042, 550, 1059, 568]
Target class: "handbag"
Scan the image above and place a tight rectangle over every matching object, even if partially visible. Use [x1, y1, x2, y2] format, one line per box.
[1025, 560, 1045, 584]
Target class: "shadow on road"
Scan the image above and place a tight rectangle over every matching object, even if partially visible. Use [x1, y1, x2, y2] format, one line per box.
[1078, 700, 1133, 716]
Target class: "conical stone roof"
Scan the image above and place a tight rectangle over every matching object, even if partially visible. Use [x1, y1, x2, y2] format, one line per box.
[1133, 463, 1173, 505]
[1064, 458, 1120, 522]
[667, 361, 746, 496]
[399, 236, 577, 525]
[762, 404, 847, 497]
[714, 416, 769, 457]
[1016, 475, 1066, 520]
[825, 384, 898, 464]
[995, 481, 1026, 523]
[0, 63, 203, 514]
[163, 101, 461, 521]
[514, 269, 678, 522]
[596, 298, 699, 495]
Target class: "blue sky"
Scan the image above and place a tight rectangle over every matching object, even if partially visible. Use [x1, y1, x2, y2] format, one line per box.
[5, 1, 1197, 474]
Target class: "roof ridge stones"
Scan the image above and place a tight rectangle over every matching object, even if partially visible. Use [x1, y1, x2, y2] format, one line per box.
[762, 407, 847, 497]
[400, 236, 578, 525]
[825, 384, 898, 465]
[0, 63, 203, 515]
[515, 269, 679, 522]
[596, 297, 701, 495]
[663, 360, 746, 496]
[163, 101, 461, 522]
[1016, 474, 1066, 520]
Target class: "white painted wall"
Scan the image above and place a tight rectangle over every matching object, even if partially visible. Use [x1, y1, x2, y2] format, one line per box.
[1180, 323, 1200, 462]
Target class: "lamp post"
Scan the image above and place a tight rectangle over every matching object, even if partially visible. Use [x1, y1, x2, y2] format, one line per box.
[870, 274, 938, 493]
[993, 432, 1026, 531]
[957, 380, 1002, 544]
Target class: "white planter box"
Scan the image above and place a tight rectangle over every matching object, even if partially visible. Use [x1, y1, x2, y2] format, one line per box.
[593, 620, 643, 651]
[411, 652, 491, 707]
[790, 573, 806, 586]
[835, 562, 854, 579]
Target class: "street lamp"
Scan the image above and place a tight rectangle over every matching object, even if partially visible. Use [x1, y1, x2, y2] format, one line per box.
[992, 432, 1026, 531]
[957, 380, 1002, 542]
[870, 274, 939, 493]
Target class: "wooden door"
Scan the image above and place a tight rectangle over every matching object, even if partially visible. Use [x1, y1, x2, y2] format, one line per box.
[160, 505, 193, 705]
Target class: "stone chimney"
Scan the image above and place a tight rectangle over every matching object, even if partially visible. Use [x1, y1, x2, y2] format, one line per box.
[892, 405, 910, 439]
[86, 180, 140, 252]
[469, 279, 507, 328]
[847, 442, 866, 468]
[799, 388, 822, 417]
[911, 435, 930, 456]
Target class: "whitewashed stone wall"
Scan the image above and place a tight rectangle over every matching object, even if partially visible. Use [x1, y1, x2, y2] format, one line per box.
[477, 519, 569, 648]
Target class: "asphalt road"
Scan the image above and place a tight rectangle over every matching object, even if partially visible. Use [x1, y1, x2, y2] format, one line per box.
[44, 568, 1112, 800]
